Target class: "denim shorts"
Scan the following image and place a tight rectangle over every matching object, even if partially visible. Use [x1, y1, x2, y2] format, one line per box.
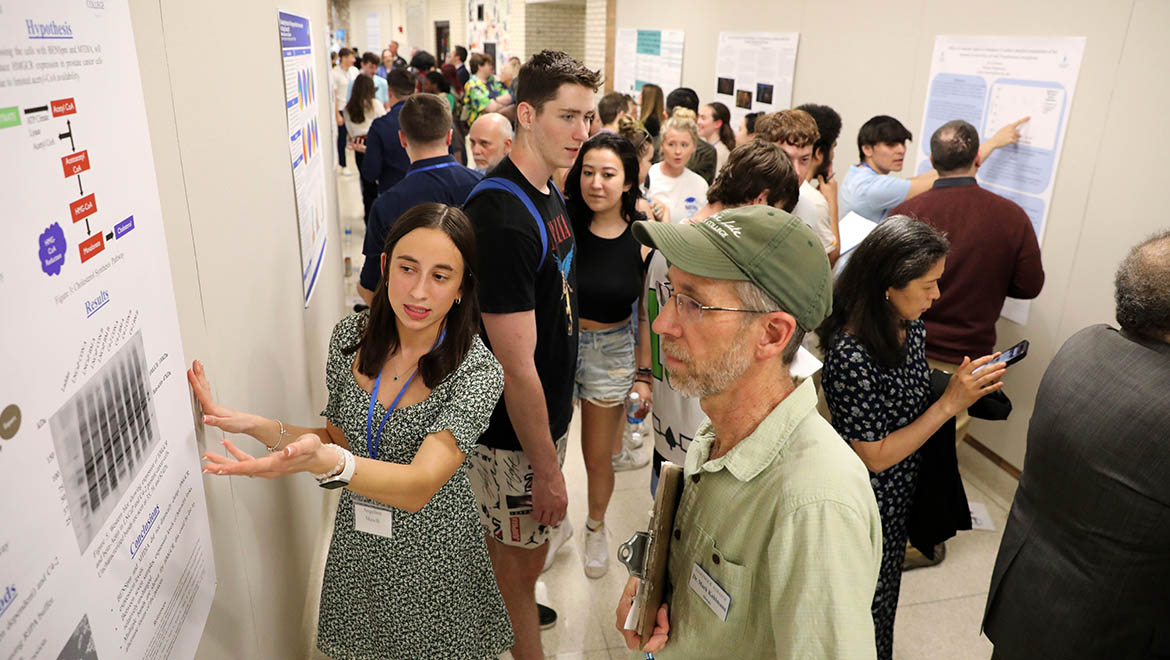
[574, 321, 635, 406]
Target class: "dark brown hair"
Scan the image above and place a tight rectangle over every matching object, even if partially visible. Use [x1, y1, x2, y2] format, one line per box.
[345, 203, 481, 388]
[400, 93, 451, 144]
[705, 102, 736, 153]
[386, 68, 416, 99]
[515, 50, 601, 115]
[344, 74, 376, 125]
[706, 138, 800, 212]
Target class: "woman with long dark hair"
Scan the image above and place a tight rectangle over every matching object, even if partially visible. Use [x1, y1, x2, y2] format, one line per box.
[560, 132, 648, 578]
[818, 215, 1007, 660]
[697, 101, 735, 172]
[343, 74, 386, 224]
[638, 83, 665, 139]
[188, 203, 513, 659]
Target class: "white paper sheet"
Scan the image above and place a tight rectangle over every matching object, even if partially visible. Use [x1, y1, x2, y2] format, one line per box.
[838, 211, 878, 255]
[713, 32, 799, 126]
[613, 28, 685, 96]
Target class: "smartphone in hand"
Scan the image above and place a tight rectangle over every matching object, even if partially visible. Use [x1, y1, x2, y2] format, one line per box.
[974, 339, 1029, 374]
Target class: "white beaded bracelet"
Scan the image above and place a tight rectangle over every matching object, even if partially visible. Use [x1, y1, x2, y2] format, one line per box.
[312, 444, 346, 481]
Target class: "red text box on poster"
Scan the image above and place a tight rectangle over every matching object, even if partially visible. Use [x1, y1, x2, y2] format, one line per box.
[79, 233, 105, 263]
[51, 98, 77, 117]
[61, 150, 90, 177]
[70, 194, 97, 223]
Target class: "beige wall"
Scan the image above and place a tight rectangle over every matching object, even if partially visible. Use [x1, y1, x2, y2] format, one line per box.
[129, 0, 346, 657]
[615, 0, 1170, 468]
[526, 2, 587, 63]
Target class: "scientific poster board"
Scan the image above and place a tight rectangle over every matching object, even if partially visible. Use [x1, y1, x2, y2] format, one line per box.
[0, 3, 216, 658]
[714, 32, 799, 126]
[280, 11, 329, 308]
[614, 28, 685, 96]
[913, 35, 1085, 324]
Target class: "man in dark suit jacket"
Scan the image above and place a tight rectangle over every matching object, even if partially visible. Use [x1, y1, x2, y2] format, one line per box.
[983, 230, 1170, 659]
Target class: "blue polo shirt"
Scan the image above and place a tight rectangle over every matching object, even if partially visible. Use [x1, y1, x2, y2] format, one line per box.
[838, 163, 912, 223]
[361, 100, 410, 193]
[359, 155, 483, 291]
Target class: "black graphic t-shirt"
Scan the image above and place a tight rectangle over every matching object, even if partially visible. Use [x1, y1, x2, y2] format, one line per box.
[466, 156, 578, 450]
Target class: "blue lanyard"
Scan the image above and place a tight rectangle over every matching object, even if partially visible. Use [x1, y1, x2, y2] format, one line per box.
[860, 162, 876, 173]
[406, 161, 458, 177]
[364, 328, 446, 460]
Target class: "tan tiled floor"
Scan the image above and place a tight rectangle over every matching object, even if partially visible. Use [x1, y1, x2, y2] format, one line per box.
[335, 169, 1018, 660]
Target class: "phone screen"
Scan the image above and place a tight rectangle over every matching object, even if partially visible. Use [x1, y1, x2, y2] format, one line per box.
[974, 339, 1028, 373]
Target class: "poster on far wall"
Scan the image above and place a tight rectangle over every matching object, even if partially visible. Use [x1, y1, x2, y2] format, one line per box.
[714, 32, 799, 127]
[0, 2, 216, 658]
[614, 28, 685, 97]
[912, 35, 1085, 324]
[279, 10, 329, 308]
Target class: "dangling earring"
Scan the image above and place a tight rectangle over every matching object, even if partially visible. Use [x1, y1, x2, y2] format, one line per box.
[454, 297, 462, 305]
[884, 292, 890, 301]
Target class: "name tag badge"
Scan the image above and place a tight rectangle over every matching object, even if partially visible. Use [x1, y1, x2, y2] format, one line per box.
[354, 501, 393, 538]
[689, 562, 731, 621]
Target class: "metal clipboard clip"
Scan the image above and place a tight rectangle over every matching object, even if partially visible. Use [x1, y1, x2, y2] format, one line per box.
[618, 530, 652, 579]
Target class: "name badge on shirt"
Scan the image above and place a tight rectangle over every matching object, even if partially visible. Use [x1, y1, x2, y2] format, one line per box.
[689, 562, 731, 621]
[354, 501, 393, 538]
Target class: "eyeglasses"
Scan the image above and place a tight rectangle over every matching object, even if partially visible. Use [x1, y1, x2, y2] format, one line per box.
[656, 281, 771, 323]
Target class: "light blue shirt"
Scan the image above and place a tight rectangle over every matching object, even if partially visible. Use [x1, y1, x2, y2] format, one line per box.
[347, 73, 389, 106]
[838, 164, 911, 223]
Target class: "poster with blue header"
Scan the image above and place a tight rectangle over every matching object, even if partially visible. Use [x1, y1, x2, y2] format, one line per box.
[913, 35, 1085, 324]
[280, 10, 328, 308]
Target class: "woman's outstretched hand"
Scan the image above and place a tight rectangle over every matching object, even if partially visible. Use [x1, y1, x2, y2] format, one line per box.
[202, 434, 333, 479]
[188, 360, 260, 435]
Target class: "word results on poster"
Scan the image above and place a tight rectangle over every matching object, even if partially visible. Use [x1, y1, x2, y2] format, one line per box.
[714, 32, 799, 126]
[913, 35, 1085, 324]
[280, 11, 328, 308]
[614, 28, 684, 96]
[0, 3, 216, 659]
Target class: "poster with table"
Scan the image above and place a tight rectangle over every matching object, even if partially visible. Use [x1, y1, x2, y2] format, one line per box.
[613, 28, 685, 96]
[714, 32, 799, 126]
[279, 11, 329, 308]
[912, 35, 1085, 324]
[0, 2, 217, 658]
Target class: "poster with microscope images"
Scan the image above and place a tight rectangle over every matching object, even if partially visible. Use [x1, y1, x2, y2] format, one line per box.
[0, 2, 215, 659]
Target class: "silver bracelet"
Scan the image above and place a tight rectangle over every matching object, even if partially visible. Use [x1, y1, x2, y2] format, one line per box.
[268, 419, 291, 453]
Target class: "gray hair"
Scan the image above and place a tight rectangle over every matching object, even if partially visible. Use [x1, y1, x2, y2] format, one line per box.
[1115, 229, 1170, 341]
[733, 280, 805, 366]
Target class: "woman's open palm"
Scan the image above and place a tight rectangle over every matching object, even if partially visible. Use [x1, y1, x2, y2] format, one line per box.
[187, 360, 254, 434]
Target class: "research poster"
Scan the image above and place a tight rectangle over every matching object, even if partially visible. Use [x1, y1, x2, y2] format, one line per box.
[614, 28, 685, 97]
[913, 35, 1085, 324]
[714, 32, 799, 126]
[280, 11, 329, 308]
[0, 3, 216, 659]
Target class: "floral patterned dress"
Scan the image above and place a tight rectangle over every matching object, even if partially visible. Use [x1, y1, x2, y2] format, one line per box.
[315, 312, 512, 660]
[822, 320, 932, 660]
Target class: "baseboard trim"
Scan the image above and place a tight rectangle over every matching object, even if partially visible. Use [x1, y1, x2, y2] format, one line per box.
[961, 435, 1021, 480]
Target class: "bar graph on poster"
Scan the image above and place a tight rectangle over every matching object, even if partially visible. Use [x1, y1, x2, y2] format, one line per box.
[913, 35, 1085, 324]
[0, 2, 216, 659]
[280, 10, 329, 308]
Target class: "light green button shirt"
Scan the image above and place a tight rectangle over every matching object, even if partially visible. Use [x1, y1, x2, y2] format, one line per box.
[651, 379, 882, 659]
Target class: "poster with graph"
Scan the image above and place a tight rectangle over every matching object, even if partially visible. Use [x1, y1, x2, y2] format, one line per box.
[280, 10, 329, 308]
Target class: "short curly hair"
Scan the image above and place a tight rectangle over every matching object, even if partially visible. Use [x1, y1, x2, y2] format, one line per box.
[754, 109, 819, 148]
[1115, 230, 1170, 341]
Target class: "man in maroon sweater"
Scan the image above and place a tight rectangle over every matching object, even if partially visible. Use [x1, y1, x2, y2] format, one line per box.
[891, 119, 1044, 437]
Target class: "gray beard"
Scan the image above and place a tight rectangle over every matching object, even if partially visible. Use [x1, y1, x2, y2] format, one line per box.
[662, 334, 753, 398]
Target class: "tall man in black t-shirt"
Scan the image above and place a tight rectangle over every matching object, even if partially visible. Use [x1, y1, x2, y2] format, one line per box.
[464, 50, 601, 660]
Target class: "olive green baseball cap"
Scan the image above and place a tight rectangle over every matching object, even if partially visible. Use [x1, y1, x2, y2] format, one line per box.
[632, 205, 832, 331]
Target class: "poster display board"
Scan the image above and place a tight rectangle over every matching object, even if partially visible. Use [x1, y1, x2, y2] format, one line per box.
[280, 11, 329, 308]
[614, 28, 685, 96]
[714, 32, 799, 126]
[0, 3, 216, 658]
[913, 35, 1085, 324]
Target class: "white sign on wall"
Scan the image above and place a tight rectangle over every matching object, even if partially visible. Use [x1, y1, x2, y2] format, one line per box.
[714, 32, 799, 126]
[913, 35, 1085, 324]
[0, 3, 216, 658]
[614, 28, 685, 97]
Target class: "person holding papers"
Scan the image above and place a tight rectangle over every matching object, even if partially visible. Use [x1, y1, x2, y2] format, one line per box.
[616, 205, 881, 659]
[189, 204, 513, 660]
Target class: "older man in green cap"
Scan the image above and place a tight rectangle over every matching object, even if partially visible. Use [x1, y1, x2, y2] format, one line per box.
[615, 205, 882, 658]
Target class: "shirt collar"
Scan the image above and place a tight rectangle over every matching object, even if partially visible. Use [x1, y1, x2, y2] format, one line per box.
[685, 379, 820, 482]
[407, 155, 457, 172]
[932, 176, 977, 189]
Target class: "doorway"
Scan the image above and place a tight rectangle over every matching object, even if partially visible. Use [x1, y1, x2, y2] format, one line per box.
[434, 21, 450, 61]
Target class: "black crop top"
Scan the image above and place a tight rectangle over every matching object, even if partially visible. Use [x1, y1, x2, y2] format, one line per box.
[576, 223, 645, 323]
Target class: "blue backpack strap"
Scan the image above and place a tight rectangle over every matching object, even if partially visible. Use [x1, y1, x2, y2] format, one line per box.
[465, 178, 549, 271]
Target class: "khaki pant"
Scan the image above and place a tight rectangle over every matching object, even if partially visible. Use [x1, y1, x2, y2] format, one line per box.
[928, 358, 971, 442]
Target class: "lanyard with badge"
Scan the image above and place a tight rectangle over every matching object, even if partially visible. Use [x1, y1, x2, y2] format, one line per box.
[353, 329, 446, 538]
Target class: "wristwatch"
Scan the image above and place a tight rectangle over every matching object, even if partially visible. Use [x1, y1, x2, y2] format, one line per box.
[316, 445, 356, 489]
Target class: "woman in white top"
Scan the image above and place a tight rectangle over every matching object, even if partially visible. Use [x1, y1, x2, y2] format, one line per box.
[343, 74, 386, 223]
[647, 108, 708, 223]
[697, 102, 735, 173]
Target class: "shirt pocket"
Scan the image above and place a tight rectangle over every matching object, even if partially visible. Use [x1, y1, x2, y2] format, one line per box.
[676, 526, 754, 628]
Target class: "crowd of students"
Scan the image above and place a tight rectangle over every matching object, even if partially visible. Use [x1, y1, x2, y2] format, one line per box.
[192, 46, 1170, 660]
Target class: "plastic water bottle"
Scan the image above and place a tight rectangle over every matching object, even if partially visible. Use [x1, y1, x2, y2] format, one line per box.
[625, 391, 643, 446]
[343, 227, 353, 277]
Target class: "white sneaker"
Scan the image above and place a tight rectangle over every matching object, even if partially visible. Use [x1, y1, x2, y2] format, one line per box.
[612, 446, 650, 472]
[583, 523, 610, 578]
[541, 518, 573, 573]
